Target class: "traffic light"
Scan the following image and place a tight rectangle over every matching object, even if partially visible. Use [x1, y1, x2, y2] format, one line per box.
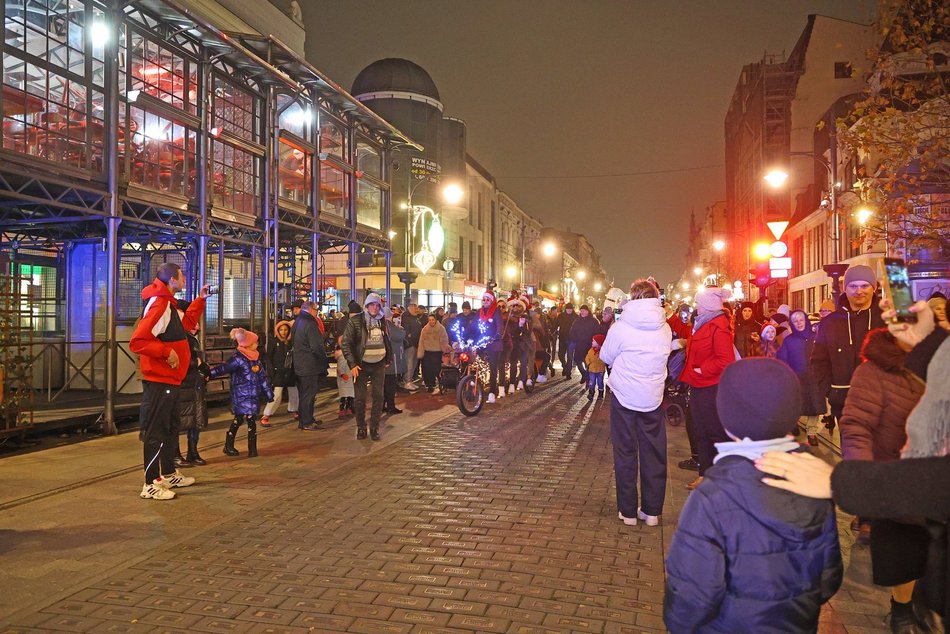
[750, 263, 771, 288]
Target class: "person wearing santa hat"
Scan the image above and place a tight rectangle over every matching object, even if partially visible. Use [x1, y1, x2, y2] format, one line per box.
[209, 327, 275, 458]
[469, 289, 507, 403]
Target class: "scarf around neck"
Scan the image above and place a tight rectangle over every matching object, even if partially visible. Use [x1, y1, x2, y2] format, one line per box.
[694, 309, 725, 334]
[713, 436, 800, 464]
[238, 346, 260, 361]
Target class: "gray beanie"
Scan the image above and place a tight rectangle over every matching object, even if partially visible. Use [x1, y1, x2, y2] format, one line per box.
[843, 265, 876, 288]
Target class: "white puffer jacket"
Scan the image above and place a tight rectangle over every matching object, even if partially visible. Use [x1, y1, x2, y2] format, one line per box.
[599, 298, 672, 412]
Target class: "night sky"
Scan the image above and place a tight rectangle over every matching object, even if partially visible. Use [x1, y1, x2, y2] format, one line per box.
[304, 1, 873, 288]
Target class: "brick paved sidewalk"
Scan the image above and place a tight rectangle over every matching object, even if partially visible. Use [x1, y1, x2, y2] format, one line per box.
[1, 377, 891, 633]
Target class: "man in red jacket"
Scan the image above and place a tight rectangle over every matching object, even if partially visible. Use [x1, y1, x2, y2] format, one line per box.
[130, 262, 207, 500]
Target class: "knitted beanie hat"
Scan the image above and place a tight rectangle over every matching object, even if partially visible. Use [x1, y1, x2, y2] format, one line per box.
[717, 358, 801, 441]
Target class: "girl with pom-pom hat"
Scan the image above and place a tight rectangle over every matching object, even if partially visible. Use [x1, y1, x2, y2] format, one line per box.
[209, 328, 274, 457]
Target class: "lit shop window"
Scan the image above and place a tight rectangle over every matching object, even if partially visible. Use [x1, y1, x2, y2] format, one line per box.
[212, 76, 259, 144]
[320, 162, 349, 220]
[126, 31, 197, 115]
[212, 141, 259, 217]
[128, 107, 196, 197]
[278, 138, 311, 205]
[278, 101, 312, 139]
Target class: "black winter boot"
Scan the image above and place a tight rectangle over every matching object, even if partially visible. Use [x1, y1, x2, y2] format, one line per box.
[223, 420, 240, 457]
[186, 431, 207, 466]
[598, 389, 605, 399]
[174, 445, 193, 468]
[247, 419, 258, 458]
[889, 599, 918, 634]
[587, 389, 594, 401]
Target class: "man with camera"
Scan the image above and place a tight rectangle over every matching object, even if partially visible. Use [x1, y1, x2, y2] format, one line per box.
[130, 262, 208, 500]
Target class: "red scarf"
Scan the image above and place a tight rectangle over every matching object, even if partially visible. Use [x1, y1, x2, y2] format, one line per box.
[480, 300, 497, 321]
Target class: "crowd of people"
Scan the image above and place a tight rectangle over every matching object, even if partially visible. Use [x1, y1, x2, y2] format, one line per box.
[129, 262, 949, 632]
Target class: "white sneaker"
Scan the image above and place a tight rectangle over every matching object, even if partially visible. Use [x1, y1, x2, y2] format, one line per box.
[404, 382, 419, 392]
[526, 379, 533, 387]
[498, 389, 506, 399]
[637, 509, 660, 526]
[487, 393, 496, 404]
[536, 375, 547, 383]
[516, 381, 524, 391]
[141, 481, 175, 500]
[618, 511, 637, 526]
[160, 470, 195, 488]
[508, 384, 516, 395]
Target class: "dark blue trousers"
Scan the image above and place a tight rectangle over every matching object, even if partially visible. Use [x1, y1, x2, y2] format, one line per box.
[609, 393, 667, 518]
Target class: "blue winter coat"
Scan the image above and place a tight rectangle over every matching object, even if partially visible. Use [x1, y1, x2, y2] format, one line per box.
[777, 312, 824, 416]
[210, 351, 275, 416]
[664, 454, 842, 633]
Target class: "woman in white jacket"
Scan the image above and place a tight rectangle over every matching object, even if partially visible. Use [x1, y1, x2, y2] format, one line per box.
[599, 279, 673, 527]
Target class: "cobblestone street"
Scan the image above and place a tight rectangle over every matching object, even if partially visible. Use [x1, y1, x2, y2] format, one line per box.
[1, 377, 890, 633]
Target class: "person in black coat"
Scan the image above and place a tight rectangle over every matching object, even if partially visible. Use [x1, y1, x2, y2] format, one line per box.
[568, 305, 601, 385]
[555, 303, 578, 377]
[664, 358, 842, 633]
[174, 300, 208, 467]
[209, 328, 274, 458]
[292, 301, 328, 431]
[261, 320, 297, 426]
[810, 265, 884, 424]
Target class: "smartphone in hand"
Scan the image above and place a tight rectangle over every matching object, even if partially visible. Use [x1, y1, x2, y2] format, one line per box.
[878, 258, 917, 324]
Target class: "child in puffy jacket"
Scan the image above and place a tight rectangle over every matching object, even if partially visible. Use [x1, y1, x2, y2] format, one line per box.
[664, 359, 841, 633]
[210, 328, 274, 458]
[334, 341, 355, 417]
[585, 334, 607, 401]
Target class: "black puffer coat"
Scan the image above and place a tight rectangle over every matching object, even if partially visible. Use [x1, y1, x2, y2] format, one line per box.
[266, 322, 296, 388]
[210, 351, 274, 416]
[178, 331, 208, 431]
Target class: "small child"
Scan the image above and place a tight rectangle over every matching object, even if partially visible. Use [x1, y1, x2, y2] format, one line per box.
[585, 334, 607, 401]
[760, 323, 780, 358]
[210, 328, 274, 458]
[334, 342, 354, 417]
[664, 358, 842, 633]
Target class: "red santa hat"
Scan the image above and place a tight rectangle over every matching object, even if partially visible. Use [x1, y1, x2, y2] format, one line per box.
[508, 293, 529, 312]
[592, 334, 606, 349]
[482, 288, 496, 303]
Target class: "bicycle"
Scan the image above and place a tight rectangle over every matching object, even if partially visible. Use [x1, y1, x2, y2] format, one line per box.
[455, 341, 492, 416]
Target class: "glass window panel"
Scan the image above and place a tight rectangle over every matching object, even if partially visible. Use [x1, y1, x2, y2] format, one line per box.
[320, 163, 348, 220]
[212, 76, 259, 143]
[278, 138, 311, 205]
[126, 29, 196, 114]
[278, 97, 310, 139]
[128, 106, 196, 196]
[212, 141, 260, 217]
[356, 180, 381, 229]
[356, 141, 381, 179]
[320, 118, 345, 159]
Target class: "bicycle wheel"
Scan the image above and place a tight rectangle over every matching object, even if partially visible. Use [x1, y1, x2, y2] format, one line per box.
[666, 403, 685, 427]
[456, 374, 484, 416]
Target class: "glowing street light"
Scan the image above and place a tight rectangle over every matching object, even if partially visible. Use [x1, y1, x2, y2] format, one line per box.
[763, 169, 789, 189]
[505, 265, 518, 280]
[550, 284, 559, 293]
[593, 282, 603, 292]
[693, 266, 703, 276]
[856, 207, 874, 225]
[681, 281, 690, 291]
[542, 242, 557, 258]
[576, 270, 586, 281]
[388, 230, 397, 240]
[713, 240, 726, 252]
[442, 182, 464, 205]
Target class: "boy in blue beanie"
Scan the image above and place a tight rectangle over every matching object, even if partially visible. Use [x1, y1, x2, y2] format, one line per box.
[664, 358, 842, 633]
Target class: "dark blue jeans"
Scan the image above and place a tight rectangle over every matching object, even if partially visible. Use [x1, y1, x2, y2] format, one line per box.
[609, 394, 667, 518]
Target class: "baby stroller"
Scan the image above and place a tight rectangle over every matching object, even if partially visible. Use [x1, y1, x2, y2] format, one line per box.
[664, 347, 690, 427]
[437, 348, 463, 395]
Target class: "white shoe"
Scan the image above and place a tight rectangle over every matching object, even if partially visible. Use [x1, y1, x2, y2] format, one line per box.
[498, 389, 506, 399]
[618, 511, 637, 526]
[637, 509, 660, 526]
[487, 393, 496, 404]
[160, 470, 195, 488]
[536, 375, 547, 383]
[141, 481, 175, 500]
[404, 381, 419, 392]
[526, 378, 533, 387]
[508, 384, 516, 395]
[516, 381, 524, 391]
